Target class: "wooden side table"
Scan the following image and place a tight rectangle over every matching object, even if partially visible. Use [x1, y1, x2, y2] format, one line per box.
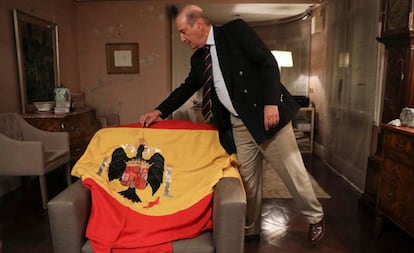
[23, 106, 100, 162]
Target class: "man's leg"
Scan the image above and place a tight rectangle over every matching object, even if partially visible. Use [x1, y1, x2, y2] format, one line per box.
[231, 115, 263, 236]
[260, 122, 324, 224]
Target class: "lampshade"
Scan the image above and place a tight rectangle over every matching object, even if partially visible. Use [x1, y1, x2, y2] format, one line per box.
[271, 50, 293, 68]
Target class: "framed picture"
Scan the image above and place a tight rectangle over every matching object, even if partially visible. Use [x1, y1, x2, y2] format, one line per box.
[106, 43, 139, 74]
[13, 9, 60, 113]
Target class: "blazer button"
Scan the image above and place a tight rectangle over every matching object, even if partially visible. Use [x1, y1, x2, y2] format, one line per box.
[280, 94, 284, 102]
[253, 103, 257, 107]
[243, 89, 248, 94]
[239, 71, 243, 76]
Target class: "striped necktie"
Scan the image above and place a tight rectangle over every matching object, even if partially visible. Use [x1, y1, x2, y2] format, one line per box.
[201, 45, 213, 122]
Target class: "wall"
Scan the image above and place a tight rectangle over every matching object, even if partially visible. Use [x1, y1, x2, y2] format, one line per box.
[76, 1, 172, 124]
[309, 3, 328, 152]
[0, 0, 80, 113]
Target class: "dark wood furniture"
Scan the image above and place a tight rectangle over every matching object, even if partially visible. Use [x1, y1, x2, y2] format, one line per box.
[23, 107, 100, 162]
[375, 124, 414, 238]
[362, 0, 414, 211]
[377, 0, 414, 124]
[360, 153, 381, 210]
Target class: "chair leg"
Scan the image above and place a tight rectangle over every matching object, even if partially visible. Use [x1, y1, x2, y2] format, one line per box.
[39, 175, 48, 210]
[65, 162, 72, 186]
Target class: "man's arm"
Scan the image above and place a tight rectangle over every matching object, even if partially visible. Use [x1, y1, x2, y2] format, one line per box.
[140, 49, 205, 127]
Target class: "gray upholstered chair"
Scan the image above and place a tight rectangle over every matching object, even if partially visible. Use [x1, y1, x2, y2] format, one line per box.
[48, 177, 246, 253]
[96, 112, 120, 127]
[0, 113, 71, 209]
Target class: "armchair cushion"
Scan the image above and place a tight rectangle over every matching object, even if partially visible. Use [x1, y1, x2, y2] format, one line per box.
[69, 120, 244, 253]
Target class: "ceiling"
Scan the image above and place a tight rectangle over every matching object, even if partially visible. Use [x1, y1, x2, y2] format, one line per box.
[179, 3, 317, 24]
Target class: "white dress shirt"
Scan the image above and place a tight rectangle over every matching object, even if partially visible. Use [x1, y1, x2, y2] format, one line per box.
[206, 26, 238, 116]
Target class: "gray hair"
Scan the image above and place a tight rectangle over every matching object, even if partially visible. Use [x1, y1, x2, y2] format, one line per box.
[178, 5, 212, 26]
[186, 10, 211, 26]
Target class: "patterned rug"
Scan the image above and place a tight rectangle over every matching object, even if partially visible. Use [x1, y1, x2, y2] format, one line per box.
[263, 162, 331, 199]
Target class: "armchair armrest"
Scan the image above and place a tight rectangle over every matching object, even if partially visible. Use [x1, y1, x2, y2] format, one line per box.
[36, 130, 69, 151]
[0, 133, 44, 175]
[213, 177, 246, 253]
[48, 180, 91, 253]
[17, 116, 70, 150]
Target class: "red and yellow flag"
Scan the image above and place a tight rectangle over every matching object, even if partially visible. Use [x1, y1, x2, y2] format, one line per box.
[71, 120, 242, 252]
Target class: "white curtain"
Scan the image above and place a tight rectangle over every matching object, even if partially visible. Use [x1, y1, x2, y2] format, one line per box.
[322, 0, 381, 190]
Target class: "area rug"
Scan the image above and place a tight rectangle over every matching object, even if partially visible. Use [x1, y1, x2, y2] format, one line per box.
[263, 162, 331, 199]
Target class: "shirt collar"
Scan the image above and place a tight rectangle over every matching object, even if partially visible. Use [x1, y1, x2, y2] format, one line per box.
[206, 26, 214, 46]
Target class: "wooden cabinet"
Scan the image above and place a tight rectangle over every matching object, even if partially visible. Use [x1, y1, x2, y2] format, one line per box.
[293, 107, 314, 153]
[23, 107, 100, 162]
[361, 154, 381, 210]
[375, 124, 414, 238]
[363, 0, 414, 211]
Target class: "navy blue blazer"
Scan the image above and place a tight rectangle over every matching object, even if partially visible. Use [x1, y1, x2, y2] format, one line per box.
[157, 19, 299, 154]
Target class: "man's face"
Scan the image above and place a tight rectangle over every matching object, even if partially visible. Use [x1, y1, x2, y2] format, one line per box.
[176, 16, 206, 49]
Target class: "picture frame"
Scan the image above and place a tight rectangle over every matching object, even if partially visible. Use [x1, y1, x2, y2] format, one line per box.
[106, 43, 139, 74]
[13, 9, 60, 113]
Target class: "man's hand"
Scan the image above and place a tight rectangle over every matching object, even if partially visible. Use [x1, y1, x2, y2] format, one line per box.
[264, 105, 279, 131]
[139, 110, 162, 127]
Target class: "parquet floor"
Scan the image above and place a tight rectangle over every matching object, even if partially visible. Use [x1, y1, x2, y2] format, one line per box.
[1, 155, 414, 253]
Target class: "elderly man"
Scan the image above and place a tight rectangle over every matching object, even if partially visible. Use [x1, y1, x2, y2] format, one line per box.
[140, 4, 325, 244]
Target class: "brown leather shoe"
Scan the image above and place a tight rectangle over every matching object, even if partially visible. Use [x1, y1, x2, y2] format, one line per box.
[308, 219, 325, 244]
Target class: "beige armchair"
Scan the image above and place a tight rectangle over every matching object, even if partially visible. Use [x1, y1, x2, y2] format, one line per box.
[0, 113, 71, 209]
[48, 177, 246, 253]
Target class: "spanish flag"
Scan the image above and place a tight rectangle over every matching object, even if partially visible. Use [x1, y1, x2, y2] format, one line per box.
[71, 120, 242, 253]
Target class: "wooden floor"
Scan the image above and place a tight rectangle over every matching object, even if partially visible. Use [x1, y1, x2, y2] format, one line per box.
[1, 154, 414, 253]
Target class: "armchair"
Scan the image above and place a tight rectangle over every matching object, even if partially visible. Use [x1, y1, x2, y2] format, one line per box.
[48, 177, 246, 253]
[0, 113, 71, 209]
[95, 112, 120, 127]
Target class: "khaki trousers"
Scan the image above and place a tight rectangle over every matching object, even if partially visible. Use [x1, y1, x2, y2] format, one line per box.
[230, 115, 324, 235]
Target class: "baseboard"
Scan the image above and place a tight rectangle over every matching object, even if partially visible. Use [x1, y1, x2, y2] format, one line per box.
[313, 141, 363, 194]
